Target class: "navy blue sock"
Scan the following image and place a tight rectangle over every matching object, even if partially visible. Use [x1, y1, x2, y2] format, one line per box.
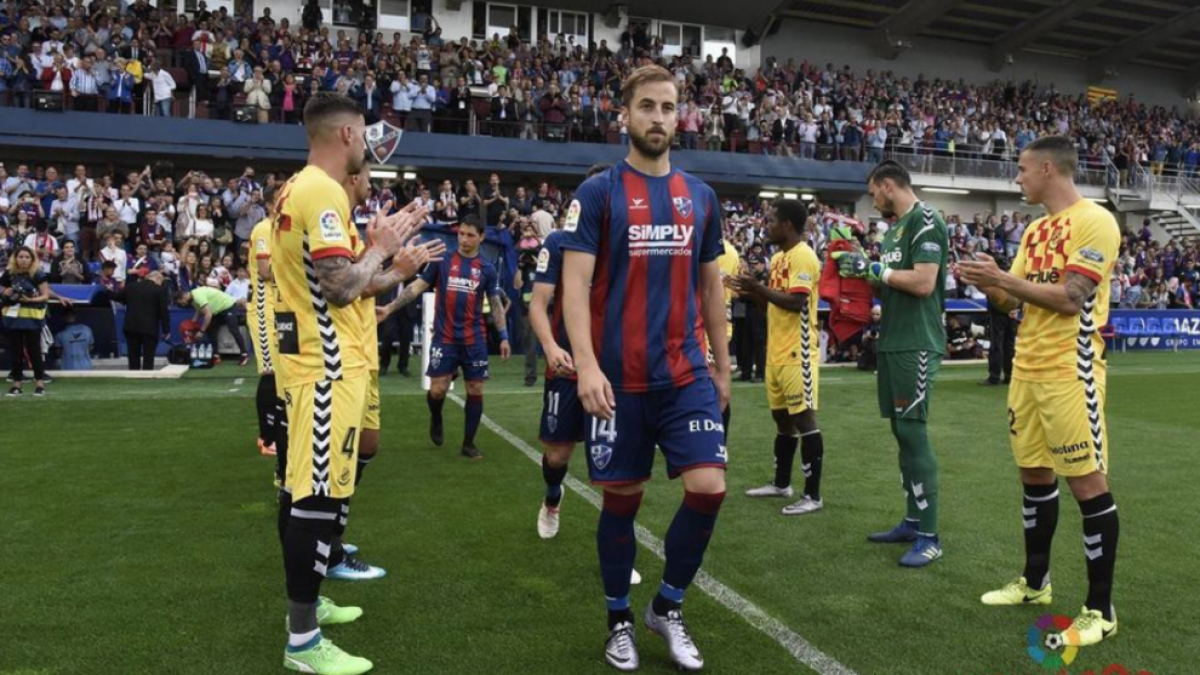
[355, 454, 373, 487]
[464, 394, 483, 445]
[656, 491, 725, 614]
[427, 392, 444, 420]
[598, 490, 642, 627]
[542, 455, 568, 507]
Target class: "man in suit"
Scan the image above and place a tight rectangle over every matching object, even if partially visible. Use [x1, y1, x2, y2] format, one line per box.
[182, 38, 209, 100]
[354, 72, 383, 124]
[118, 270, 171, 371]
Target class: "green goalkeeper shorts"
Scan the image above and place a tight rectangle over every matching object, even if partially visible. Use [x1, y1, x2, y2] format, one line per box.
[877, 350, 942, 421]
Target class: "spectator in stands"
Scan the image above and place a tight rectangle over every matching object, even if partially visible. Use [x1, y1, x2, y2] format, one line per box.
[482, 172, 507, 228]
[118, 269, 170, 370]
[1, 246, 50, 396]
[174, 285, 248, 365]
[69, 53, 100, 111]
[408, 73, 435, 132]
[7, 54, 35, 109]
[99, 229, 127, 278]
[355, 72, 382, 124]
[24, 218, 58, 275]
[49, 239, 89, 284]
[48, 185, 79, 247]
[145, 59, 176, 116]
[53, 308, 94, 371]
[107, 57, 135, 113]
[244, 66, 270, 123]
[491, 84, 516, 137]
[97, 205, 127, 244]
[0, 224, 12, 270]
[449, 76, 471, 135]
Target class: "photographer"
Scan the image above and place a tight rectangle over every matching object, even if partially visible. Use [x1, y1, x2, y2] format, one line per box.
[2, 246, 51, 396]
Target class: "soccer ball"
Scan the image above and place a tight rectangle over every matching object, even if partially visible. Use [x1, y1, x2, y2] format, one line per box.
[1043, 632, 1065, 651]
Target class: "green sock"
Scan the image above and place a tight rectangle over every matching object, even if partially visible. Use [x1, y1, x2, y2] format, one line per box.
[894, 418, 938, 534]
[892, 419, 919, 522]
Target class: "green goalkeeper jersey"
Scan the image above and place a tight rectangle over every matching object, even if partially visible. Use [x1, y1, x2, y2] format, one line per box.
[878, 202, 948, 353]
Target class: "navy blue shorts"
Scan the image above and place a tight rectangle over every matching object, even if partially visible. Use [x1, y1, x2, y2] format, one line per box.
[539, 377, 586, 445]
[585, 378, 727, 485]
[426, 342, 490, 381]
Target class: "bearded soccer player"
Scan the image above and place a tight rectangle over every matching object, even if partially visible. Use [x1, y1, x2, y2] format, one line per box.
[731, 199, 825, 515]
[960, 136, 1121, 647]
[561, 65, 731, 672]
[833, 160, 948, 568]
[272, 92, 427, 675]
[379, 215, 510, 460]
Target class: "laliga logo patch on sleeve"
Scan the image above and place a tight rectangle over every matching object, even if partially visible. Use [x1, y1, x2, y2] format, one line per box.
[319, 210, 345, 242]
[536, 247, 550, 273]
[255, 238, 267, 252]
[564, 199, 582, 232]
[1079, 247, 1105, 263]
[921, 241, 942, 253]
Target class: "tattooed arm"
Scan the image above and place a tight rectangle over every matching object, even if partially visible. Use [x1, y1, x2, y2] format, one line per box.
[313, 247, 392, 307]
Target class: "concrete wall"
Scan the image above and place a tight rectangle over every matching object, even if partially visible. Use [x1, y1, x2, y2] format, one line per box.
[762, 19, 1188, 108]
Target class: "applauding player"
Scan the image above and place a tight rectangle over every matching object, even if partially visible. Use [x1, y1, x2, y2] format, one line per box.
[730, 199, 826, 515]
[272, 92, 428, 675]
[379, 215, 510, 459]
[561, 65, 731, 672]
[961, 136, 1122, 646]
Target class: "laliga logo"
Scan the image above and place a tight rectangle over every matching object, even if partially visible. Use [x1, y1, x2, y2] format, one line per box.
[1024, 615, 1152, 675]
[1027, 614, 1079, 671]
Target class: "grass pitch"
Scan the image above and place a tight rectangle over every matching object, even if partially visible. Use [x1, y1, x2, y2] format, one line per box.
[2, 351, 1193, 675]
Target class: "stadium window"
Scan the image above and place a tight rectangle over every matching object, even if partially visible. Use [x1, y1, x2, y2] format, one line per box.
[545, 9, 588, 44]
[184, 0, 232, 12]
[702, 25, 736, 64]
[485, 3, 531, 42]
[378, 0, 410, 31]
[660, 21, 702, 58]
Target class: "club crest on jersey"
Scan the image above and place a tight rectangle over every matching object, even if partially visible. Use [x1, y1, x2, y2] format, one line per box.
[319, 210, 344, 242]
[536, 247, 551, 273]
[547, 415, 558, 433]
[471, 267, 481, 278]
[590, 444, 613, 470]
[564, 199, 581, 232]
[673, 196, 693, 219]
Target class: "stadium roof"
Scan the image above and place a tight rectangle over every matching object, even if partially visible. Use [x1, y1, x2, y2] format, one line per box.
[779, 0, 1200, 90]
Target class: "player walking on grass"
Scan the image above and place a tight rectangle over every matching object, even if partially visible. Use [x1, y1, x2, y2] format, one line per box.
[379, 214, 510, 460]
[833, 160, 948, 568]
[960, 136, 1122, 647]
[272, 92, 429, 675]
[561, 65, 731, 672]
[731, 199, 826, 515]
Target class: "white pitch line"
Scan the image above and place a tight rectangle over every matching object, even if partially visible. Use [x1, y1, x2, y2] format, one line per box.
[448, 393, 861, 675]
[234, 378, 245, 386]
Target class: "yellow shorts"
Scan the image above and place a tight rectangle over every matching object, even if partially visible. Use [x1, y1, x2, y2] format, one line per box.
[363, 371, 380, 431]
[1008, 377, 1108, 477]
[765, 364, 818, 415]
[284, 375, 369, 502]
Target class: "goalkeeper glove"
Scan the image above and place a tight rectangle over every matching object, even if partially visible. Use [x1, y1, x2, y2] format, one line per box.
[831, 250, 885, 282]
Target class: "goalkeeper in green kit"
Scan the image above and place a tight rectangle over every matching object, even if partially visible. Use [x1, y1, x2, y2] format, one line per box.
[833, 160, 949, 568]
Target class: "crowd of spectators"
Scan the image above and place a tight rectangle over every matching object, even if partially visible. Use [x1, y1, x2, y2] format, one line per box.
[3, 156, 1195, 311]
[4, 0, 1200, 180]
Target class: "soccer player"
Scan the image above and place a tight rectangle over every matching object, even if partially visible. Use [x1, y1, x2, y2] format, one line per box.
[272, 92, 428, 675]
[715, 233, 739, 440]
[959, 136, 1122, 646]
[561, 65, 731, 672]
[731, 199, 825, 515]
[378, 214, 510, 460]
[249, 215, 281, 458]
[833, 160, 948, 568]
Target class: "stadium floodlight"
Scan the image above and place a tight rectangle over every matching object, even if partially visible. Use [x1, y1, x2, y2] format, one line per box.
[922, 187, 970, 195]
[800, 193, 815, 201]
[402, 171, 418, 180]
[758, 191, 779, 199]
[781, 193, 799, 200]
[369, 167, 398, 179]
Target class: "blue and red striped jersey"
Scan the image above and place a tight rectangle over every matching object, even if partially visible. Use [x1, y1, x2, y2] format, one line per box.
[559, 162, 723, 393]
[418, 250, 501, 346]
[532, 230, 573, 380]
